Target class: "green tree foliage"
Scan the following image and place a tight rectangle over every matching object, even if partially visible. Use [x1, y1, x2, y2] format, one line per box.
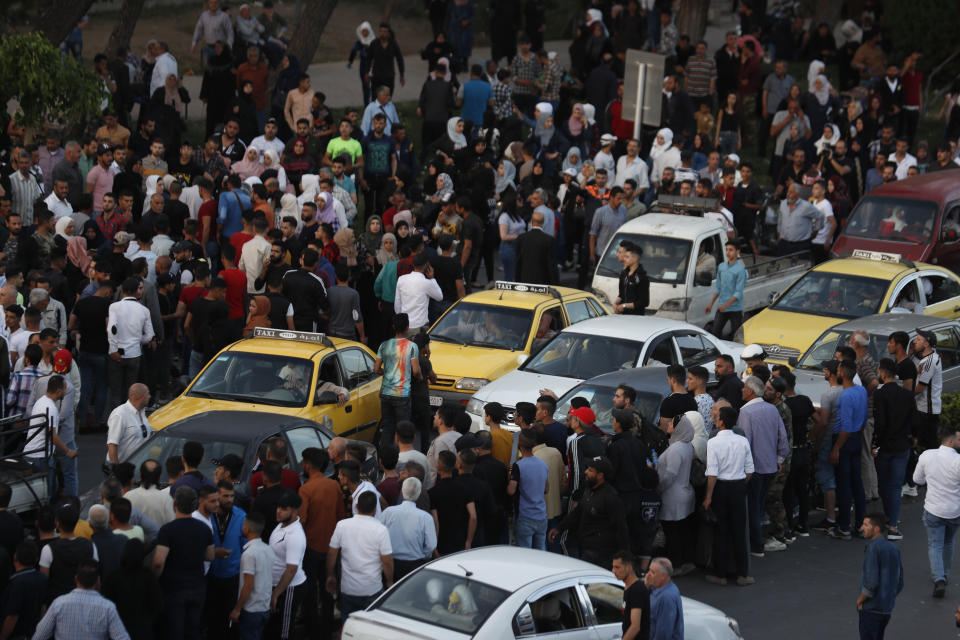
[882, 0, 960, 91]
[0, 32, 105, 130]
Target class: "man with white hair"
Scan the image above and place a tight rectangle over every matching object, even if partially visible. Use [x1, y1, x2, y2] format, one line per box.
[380, 477, 437, 579]
[777, 183, 823, 256]
[106, 383, 154, 465]
[737, 375, 789, 557]
[644, 556, 684, 639]
[88, 503, 126, 577]
[30, 288, 67, 348]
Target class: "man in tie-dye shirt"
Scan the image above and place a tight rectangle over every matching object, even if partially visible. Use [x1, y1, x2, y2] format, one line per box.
[375, 312, 421, 449]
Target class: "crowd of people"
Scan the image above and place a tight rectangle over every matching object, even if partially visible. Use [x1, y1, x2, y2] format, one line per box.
[0, 0, 956, 638]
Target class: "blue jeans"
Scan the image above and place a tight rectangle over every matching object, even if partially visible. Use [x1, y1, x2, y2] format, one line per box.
[747, 472, 774, 551]
[340, 593, 377, 620]
[499, 241, 517, 282]
[718, 130, 738, 156]
[876, 449, 909, 527]
[859, 610, 890, 640]
[55, 439, 78, 497]
[835, 431, 865, 532]
[922, 509, 960, 583]
[515, 515, 547, 550]
[25, 456, 57, 503]
[78, 352, 109, 424]
[237, 610, 270, 640]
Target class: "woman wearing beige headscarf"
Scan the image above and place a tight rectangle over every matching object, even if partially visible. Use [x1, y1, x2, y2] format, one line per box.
[334, 227, 358, 267]
[243, 296, 271, 337]
[658, 413, 696, 576]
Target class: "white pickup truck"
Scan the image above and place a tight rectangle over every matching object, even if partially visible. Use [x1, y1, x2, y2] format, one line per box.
[591, 213, 810, 329]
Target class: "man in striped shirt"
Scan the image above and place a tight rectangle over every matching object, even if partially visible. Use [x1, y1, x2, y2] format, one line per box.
[684, 41, 717, 111]
[8, 150, 41, 225]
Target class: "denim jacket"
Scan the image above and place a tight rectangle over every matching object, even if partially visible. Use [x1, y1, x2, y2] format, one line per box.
[860, 536, 903, 614]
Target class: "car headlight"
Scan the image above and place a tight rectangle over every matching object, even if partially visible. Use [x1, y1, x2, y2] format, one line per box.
[733, 326, 745, 343]
[455, 377, 490, 391]
[659, 297, 690, 312]
[466, 398, 485, 415]
[727, 617, 743, 638]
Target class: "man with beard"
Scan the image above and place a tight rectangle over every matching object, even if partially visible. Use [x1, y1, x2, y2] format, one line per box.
[253, 243, 290, 293]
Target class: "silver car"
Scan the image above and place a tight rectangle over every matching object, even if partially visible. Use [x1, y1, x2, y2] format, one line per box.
[342, 546, 743, 639]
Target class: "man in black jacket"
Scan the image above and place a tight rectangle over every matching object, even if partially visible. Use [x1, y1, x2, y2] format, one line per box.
[515, 211, 558, 285]
[607, 409, 651, 555]
[873, 358, 915, 539]
[281, 248, 329, 332]
[548, 457, 629, 568]
[368, 23, 405, 96]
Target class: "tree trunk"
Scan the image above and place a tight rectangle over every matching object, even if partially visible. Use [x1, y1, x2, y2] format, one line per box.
[286, 0, 340, 74]
[382, 0, 398, 23]
[812, 0, 843, 29]
[104, 0, 147, 55]
[675, 0, 710, 44]
[37, 0, 97, 48]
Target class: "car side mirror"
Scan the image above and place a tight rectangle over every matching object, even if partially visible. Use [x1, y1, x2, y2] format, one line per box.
[515, 603, 536, 635]
[315, 390, 338, 405]
[695, 271, 713, 287]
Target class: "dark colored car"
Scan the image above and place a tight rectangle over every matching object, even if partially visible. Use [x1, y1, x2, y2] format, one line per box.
[554, 367, 673, 435]
[832, 172, 960, 269]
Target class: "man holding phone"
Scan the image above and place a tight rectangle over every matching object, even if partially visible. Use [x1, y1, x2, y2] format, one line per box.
[394, 252, 442, 336]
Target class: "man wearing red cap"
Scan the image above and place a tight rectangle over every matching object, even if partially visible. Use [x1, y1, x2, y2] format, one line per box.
[25, 350, 80, 496]
[566, 405, 604, 503]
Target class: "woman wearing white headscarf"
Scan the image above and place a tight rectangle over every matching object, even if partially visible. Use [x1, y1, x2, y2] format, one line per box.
[376, 232, 399, 266]
[650, 128, 681, 186]
[179, 184, 203, 219]
[807, 60, 826, 91]
[658, 413, 696, 575]
[261, 149, 288, 191]
[231, 147, 264, 181]
[814, 123, 841, 155]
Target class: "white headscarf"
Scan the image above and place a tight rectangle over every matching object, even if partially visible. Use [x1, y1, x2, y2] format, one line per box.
[437, 56, 453, 82]
[263, 149, 288, 190]
[356, 21, 375, 46]
[180, 184, 202, 219]
[142, 175, 161, 213]
[807, 60, 826, 91]
[650, 128, 674, 158]
[812, 74, 832, 106]
[535, 102, 554, 118]
[447, 117, 467, 150]
[581, 103, 597, 126]
[297, 174, 320, 209]
[814, 124, 841, 154]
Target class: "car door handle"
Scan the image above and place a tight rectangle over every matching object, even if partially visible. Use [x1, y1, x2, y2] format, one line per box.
[345, 405, 353, 413]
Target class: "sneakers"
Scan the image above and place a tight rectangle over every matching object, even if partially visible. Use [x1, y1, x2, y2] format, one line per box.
[794, 525, 810, 537]
[827, 527, 852, 541]
[902, 484, 919, 497]
[704, 574, 727, 586]
[934, 580, 947, 598]
[779, 531, 797, 544]
[736, 576, 756, 586]
[749, 549, 765, 558]
[674, 563, 696, 577]
[811, 519, 836, 532]
[763, 538, 787, 552]
[887, 528, 903, 541]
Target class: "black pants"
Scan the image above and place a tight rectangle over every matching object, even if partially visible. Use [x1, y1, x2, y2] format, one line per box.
[370, 75, 395, 98]
[902, 108, 920, 146]
[711, 479, 749, 578]
[266, 582, 306, 640]
[580, 547, 614, 570]
[777, 239, 809, 256]
[712, 310, 743, 340]
[364, 173, 392, 219]
[394, 557, 428, 581]
[783, 446, 811, 530]
[205, 575, 240, 640]
[302, 548, 333, 640]
[422, 120, 446, 153]
[811, 242, 830, 264]
[661, 515, 696, 568]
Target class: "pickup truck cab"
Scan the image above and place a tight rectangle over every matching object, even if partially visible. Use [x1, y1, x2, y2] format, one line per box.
[591, 212, 809, 327]
[832, 172, 960, 269]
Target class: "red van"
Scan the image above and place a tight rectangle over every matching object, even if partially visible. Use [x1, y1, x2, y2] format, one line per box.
[831, 171, 960, 269]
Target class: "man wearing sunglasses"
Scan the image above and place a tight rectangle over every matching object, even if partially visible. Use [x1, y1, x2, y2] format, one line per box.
[106, 383, 154, 466]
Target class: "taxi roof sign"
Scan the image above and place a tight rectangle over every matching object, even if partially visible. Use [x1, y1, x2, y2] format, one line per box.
[493, 281, 560, 299]
[253, 327, 330, 345]
[851, 249, 904, 264]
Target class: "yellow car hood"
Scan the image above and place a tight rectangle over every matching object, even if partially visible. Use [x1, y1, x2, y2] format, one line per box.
[741, 309, 842, 363]
[429, 341, 528, 386]
[148, 396, 310, 430]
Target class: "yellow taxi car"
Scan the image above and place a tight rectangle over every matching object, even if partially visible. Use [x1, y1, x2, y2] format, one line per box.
[148, 328, 382, 441]
[738, 250, 960, 364]
[426, 281, 607, 406]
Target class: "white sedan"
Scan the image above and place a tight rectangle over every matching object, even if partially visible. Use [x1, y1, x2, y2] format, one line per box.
[466, 315, 744, 429]
[342, 546, 743, 639]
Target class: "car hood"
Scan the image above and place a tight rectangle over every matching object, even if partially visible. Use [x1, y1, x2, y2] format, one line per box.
[742, 309, 841, 363]
[792, 367, 832, 408]
[343, 610, 472, 640]
[472, 370, 583, 411]
[833, 236, 929, 262]
[429, 341, 527, 386]
[148, 396, 311, 430]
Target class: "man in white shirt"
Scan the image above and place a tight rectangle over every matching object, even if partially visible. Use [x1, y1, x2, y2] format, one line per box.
[913, 424, 960, 598]
[107, 277, 155, 412]
[593, 134, 617, 182]
[379, 477, 436, 579]
[396, 421, 431, 490]
[614, 139, 650, 194]
[394, 253, 442, 334]
[267, 490, 308, 640]
[249, 118, 286, 161]
[892, 138, 917, 181]
[327, 490, 393, 619]
[106, 382, 153, 464]
[238, 216, 272, 293]
[44, 178, 73, 220]
[150, 42, 179, 95]
[338, 459, 383, 517]
[126, 459, 175, 526]
[26, 375, 77, 496]
[810, 180, 837, 263]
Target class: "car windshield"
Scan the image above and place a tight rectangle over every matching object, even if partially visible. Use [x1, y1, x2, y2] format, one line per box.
[843, 196, 938, 244]
[796, 329, 891, 370]
[556, 383, 664, 434]
[429, 302, 533, 350]
[125, 432, 246, 480]
[374, 569, 509, 635]
[188, 352, 315, 408]
[522, 333, 644, 379]
[771, 271, 888, 319]
[596, 233, 692, 283]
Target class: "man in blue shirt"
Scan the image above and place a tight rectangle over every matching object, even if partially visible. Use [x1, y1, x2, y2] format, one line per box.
[360, 86, 400, 136]
[208, 480, 246, 640]
[857, 512, 903, 639]
[361, 113, 395, 219]
[829, 360, 868, 539]
[508, 430, 550, 550]
[217, 174, 251, 239]
[379, 477, 436, 579]
[706, 240, 747, 339]
[645, 556, 683, 640]
[459, 64, 494, 125]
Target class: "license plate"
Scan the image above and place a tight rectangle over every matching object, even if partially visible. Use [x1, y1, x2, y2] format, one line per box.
[429, 395, 443, 406]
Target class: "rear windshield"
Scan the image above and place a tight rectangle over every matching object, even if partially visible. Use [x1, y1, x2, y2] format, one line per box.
[843, 196, 939, 244]
[375, 569, 509, 635]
